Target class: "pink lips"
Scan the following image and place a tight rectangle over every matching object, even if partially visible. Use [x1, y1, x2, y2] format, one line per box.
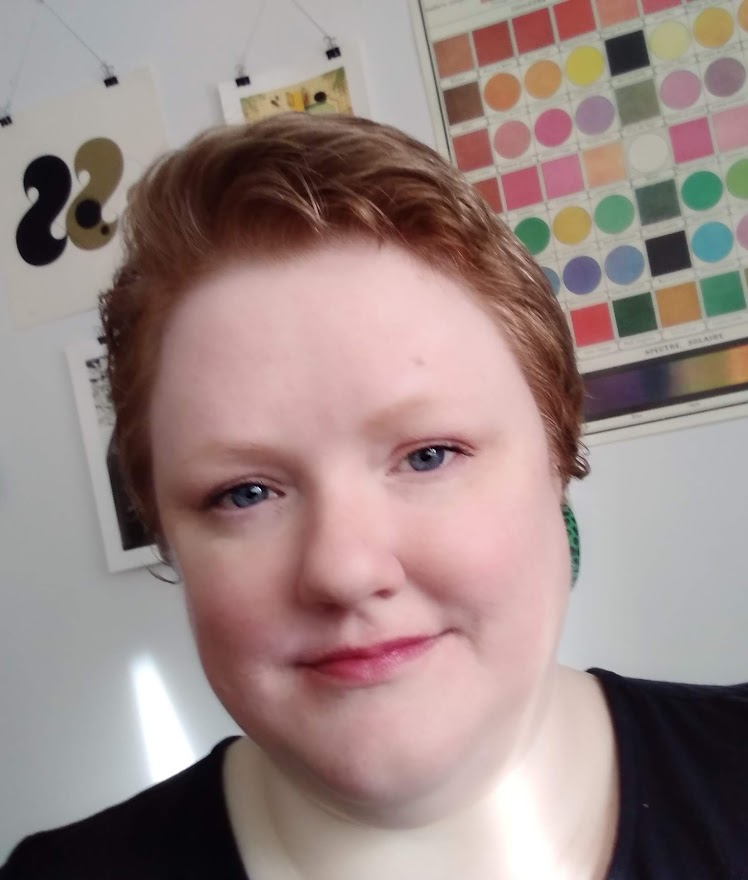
[300, 635, 439, 685]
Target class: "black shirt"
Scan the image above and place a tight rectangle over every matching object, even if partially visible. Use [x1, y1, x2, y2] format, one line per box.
[3, 669, 748, 878]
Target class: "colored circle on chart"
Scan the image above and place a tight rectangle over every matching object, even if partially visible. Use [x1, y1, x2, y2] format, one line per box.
[740, 0, 748, 31]
[534, 108, 573, 147]
[659, 70, 701, 110]
[690, 221, 734, 262]
[563, 256, 602, 294]
[736, 215, 748, 249]
[726, 158, 748, 199]
[493, 121, 532, 159]
[604, 245, 645, 285]
[704, 58, 746, 98]
[484, 73, 522, 111]
[565, 46, 605, 87]
[648, 20, 691, 60]
[514, 217, 551, 255]
[681, 170, 723, 210]
[553, 206, 592, 245]
[524, 60, 563, 99]
[693, 8, 734, 48]
[575, 95, 615, 135]
[627, 133, 669, 175]
[542, 266, 561, 295]
[594, 194, 635, 234]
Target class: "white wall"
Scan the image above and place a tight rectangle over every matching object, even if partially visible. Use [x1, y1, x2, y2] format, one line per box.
[1, 0, 746, 862]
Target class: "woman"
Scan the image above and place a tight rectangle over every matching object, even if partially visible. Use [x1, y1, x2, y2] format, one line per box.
[3, 114, 747, 879]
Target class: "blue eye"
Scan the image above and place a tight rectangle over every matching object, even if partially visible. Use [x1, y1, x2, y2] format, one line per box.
[217, 483, 271, 509]
[406, 446, 450, 472]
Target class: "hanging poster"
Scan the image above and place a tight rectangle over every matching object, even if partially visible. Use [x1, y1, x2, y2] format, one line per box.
[0, 67, 168, 328]
[218, 42, 369, 124]
[67, 338, 156, 573]
[410, 0, 748, 441]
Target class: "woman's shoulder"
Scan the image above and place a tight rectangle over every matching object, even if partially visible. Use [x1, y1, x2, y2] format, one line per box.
[0, 738, 243, 880]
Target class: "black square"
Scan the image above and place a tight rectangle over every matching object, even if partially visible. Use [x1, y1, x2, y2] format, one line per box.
[605, 30, 649, 76]
[645, 230, 691, 277]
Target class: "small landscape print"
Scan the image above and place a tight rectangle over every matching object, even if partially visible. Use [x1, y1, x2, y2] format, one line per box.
[240, 67, 352, 123]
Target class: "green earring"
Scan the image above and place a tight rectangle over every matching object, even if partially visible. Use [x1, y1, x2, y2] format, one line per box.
[562, 503, 580, 587]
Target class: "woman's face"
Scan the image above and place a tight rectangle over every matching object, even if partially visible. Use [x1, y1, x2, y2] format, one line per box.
[149, 242, 571, 820]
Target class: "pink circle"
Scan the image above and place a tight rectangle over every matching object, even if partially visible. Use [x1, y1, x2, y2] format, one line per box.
[534, 108, 573, 148]
[493, 120, 531, 159]
[659, 69, 701, 109]
[736, 214, 748, 250]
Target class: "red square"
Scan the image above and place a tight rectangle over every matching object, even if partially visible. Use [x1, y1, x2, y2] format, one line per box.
[553, 0, 596, 41]
[669, 117, 714, 164]
[472, 21, 514, 67]
[501, 166, 543, 211]
[512, 8, 555, 54]
[472, 176, 502, 213]
[452, 128, 493, 172]
[641, 0, 680, 11]
[570, 304, 614, 347]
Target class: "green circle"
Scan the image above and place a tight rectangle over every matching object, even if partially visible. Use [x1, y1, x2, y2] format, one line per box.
[594, 194, 635, 234]
[726, 159, 748, 200]
[514, 217, 550, 255]
[681, 170, 723, 210]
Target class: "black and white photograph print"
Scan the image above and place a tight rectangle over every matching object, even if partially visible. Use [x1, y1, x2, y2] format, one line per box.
[67, 338, 156, 572]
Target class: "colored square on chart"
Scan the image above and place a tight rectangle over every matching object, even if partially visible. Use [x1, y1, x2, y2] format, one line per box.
[641, 0, 680, 11]
[595, 0, 639, 27]
[613, 292, 658, 337]
[433, 34, 474, 79]
[570, 303, 614, 346]
[583, 142, 626, 188]
[512, 8, 555, 54]
[669, 118, 714, 163]
[605, 31, 650, 77]
[645, 230, 691, 276]
[472, 176, 503, 213]
[542, 154, 584, 199]
[554, 0, 596, 41]
[472, 21, 513, 67]
[501, 166, 544, 210]
[655, 282, 702, 326]
[712, 105, 748, 153]
[452, 128, 493, 172]
[700, 272, 746, 317]
[444, 82, 485, 126]
[615, 79, 660, 126]
[635, 179, 681, 225]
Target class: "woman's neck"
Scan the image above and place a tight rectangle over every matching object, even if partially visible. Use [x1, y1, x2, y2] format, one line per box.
[223, 667, 618, 880]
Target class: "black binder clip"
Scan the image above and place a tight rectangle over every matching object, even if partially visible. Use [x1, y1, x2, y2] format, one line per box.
[0, 114, 12, 127]
[235, 65, 250, 87]
[325, 37, 341, 60]
[102, 63, 118, 87]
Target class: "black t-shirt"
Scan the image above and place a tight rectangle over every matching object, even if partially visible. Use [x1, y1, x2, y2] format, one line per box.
[3, 669, 747, 878]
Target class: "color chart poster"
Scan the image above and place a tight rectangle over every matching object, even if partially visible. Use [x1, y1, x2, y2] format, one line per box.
[411, 0, 748, 440]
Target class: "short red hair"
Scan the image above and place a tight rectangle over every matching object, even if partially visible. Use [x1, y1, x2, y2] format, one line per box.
[100, 113, 588, 543]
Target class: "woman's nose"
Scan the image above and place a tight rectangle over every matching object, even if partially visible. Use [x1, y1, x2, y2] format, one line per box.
[294, 487, 405, 610]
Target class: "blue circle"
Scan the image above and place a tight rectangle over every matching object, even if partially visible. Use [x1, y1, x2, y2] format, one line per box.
[542, 266, 560, 295]
[562, 256, 602, 295]
[604, 245, 645, 285]
[691, 222, 734, 263]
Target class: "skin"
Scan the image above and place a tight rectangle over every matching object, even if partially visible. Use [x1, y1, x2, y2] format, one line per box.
[149, 242, 606, 842]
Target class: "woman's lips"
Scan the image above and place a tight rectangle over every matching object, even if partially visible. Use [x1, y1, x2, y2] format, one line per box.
[299, 635, 441, 685]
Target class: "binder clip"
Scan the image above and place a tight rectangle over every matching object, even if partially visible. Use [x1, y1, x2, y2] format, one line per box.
[0, 114, 11, 127]
[325, 37, 341, 60]
[235, 65, 250, 87]
[102, 63, 118, 87]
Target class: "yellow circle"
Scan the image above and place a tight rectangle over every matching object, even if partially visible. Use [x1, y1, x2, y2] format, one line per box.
[693, 8, 734, 48]
[738, 0, 748, 31]
[524, 60, 562, 99]
[565, 46, 605, 87]
[553, 206, 592, 245]
[648, 20, 691, 60]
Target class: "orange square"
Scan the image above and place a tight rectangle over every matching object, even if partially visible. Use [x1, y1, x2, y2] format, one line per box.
[582, 142, 626, 188]
[655, 282, 702, 327]
[433, 34, 474, 79]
